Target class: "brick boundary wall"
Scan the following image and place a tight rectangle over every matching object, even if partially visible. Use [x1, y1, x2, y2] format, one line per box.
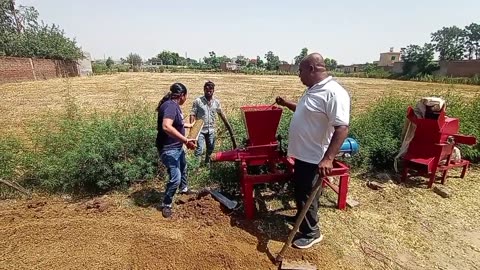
[438, 60, 480, 77]
[0, 56, 79, 84]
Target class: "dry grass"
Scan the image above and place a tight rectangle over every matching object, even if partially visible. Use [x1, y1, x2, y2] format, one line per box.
[1, 73, 480, 269]
[1, 72, 480, 138]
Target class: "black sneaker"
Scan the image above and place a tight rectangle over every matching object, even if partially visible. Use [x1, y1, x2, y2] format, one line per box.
[292, 234, 324, 249]
[162, 206, 172, 218]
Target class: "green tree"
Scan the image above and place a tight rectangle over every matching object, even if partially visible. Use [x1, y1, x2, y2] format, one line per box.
[465, 23, 480, 60]
[0, 0, 82, 60]
[235, 55, 248, 66]
[431, 26, 466, 61]
[105, 57, 114, 69]
[157, 50, 181, 65]
[124, 53, 142, 67]
[203, 51, 218, 68]
[256, 55, 264, 68]
[401, 43, 438, 76]
[294, 48, 308, 65]
[264, 51, 280, 71]
[203, 51, 230, 68]
[324, 58, 338, 71]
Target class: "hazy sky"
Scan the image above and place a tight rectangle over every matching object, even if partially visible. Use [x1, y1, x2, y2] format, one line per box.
[17, 0, 480, 64]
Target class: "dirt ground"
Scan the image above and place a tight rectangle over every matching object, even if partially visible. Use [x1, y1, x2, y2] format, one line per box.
[1, 167, 480, 270]
[1, 73, 480, 269]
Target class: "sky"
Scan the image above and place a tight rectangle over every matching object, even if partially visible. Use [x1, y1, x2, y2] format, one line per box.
[17, 0, 480, 65]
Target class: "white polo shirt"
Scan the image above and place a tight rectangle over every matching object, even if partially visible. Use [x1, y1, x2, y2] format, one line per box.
[287, 76, 351, 164]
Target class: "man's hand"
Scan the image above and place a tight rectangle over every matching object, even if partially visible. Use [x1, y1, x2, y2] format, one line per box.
[318, 157, 334, 177]
[318, 126, 349, 177]
[275, 96, 296, 112]
[185, 139, 196, 150]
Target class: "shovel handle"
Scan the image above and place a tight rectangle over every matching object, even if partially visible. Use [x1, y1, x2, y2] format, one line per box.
[276, 174, 322, 262]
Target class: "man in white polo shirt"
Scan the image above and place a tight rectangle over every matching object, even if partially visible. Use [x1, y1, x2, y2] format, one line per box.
[275, 53, 350, 249]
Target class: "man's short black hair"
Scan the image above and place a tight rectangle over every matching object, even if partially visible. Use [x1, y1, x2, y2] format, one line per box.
[204, 81, 215, 89]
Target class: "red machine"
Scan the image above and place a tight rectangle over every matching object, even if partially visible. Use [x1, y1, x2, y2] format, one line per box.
[401, 105, 477, 188]
[210, 105, 352, 220]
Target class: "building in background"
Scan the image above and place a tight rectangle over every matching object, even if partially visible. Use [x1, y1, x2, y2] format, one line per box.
[378, 47, 402, 67]
[77, 51, 93, 76]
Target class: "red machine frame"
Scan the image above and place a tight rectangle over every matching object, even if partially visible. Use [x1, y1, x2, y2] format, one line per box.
[211, 105, 352, 220]
[401, 106, 477, 188]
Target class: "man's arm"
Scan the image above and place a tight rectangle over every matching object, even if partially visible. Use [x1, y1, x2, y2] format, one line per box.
[162, 118, 196, 150]
[275, 96, 296, 112]
[189, 99, 198, 124]
[318, 90, 351, 176]
[318, 126, 349, 176]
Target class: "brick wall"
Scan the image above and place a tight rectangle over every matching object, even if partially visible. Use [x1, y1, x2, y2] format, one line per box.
[438, 60, 480, 77]
[0, 56, 79, 84]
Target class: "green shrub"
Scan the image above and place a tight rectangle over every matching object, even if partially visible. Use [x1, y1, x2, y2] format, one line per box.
[27, 102, 158, 193]
[349, 96, 414, 170]
[0, 137, 23, 180]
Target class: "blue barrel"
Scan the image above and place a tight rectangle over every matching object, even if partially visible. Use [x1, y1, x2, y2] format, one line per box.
[339, 137, 359, 156]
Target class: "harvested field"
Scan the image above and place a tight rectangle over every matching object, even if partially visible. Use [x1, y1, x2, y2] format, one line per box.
[1, 72, 479, 138]
[1, 73, 480, 269]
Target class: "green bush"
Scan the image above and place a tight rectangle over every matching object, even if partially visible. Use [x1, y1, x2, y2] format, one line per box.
[349, 96, 414, 170]
[26, 102, 158, 193]
[0, 137, 23, 181]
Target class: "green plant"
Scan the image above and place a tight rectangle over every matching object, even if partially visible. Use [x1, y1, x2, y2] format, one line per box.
[25, 98, 158, 194]
[349, 96, 414, 170]
[0, 136, 23, 180]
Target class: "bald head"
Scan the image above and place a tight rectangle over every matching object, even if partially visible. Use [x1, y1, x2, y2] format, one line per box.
[298, 52, 329, 87]
[300, 53, 326, 71]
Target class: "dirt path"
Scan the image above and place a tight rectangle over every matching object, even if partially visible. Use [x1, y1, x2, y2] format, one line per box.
[0, 191, 343, 270]
[1, 170, 480, 270]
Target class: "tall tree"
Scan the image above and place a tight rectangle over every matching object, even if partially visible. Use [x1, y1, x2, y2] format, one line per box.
[431, 26, 466, 61]
[156, 50, 181, 65]
[465, 23, 480, 60]
[324, 58, 338, 71]
[401, 43, 438, 76]
[264, 51, 280, 71]
[256, 55, 264, 68]
[235, 55, 248, 66]
[294, 48, 308, 65]
[124, 53, 142, 67]
[0, 0, 82, 60]
[105, 57, 114, 69]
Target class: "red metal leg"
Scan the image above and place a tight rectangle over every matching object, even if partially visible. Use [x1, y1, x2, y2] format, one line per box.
[427, 171, 436, 188]
[441, 169, 448, 185]
[243, 182, 255, 220]
[460, 162, 469, 178]
[337, 175, 349, 210]
[321, 177, 328, 188]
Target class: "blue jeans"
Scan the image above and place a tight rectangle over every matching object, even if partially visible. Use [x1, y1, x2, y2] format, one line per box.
[160, 147, 188, 206]
[194, 132, 215, 163]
